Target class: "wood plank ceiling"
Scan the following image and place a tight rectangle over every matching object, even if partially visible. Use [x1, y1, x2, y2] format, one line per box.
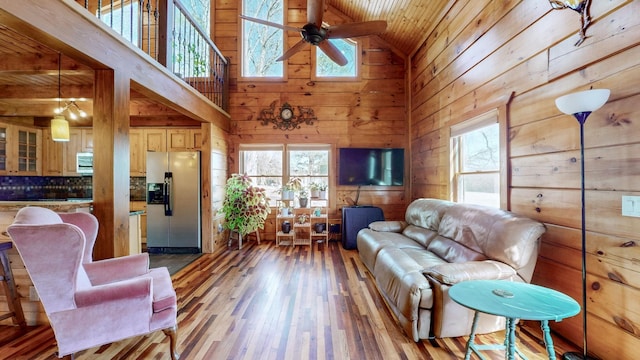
[329, 0, 451, 56]
[0, 0, 451, 123]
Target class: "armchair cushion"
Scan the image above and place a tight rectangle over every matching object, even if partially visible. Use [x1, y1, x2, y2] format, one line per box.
[84, 253, 150, 285]
[75, 276, 152, 308]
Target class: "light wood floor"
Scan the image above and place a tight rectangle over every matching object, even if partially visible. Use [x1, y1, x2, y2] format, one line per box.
[0, 240, 578, 359]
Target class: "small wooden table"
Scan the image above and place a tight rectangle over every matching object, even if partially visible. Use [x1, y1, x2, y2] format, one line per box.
[0, 241, 26, 327]
[449, 280, 580, 360]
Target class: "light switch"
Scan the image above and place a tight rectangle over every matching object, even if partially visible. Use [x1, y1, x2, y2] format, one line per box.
[622, 196, 640, 218]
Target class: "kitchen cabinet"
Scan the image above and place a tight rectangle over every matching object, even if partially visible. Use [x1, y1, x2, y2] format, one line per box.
[130, 201, 147, 250]
[144, 128, 167, 152]
[0, 123, 42, 176]
[167, 128, 202, 151]
[64, 128, 93, 176]
[130, 128, 201, 175]
[42, 130, 64, 176]
[130, 129, 146, 176]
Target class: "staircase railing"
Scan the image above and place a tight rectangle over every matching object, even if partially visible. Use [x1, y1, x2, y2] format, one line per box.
[81, 0, 229, 112]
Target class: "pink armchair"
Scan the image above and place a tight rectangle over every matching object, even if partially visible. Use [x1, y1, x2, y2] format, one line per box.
[7, 207, 179, 359]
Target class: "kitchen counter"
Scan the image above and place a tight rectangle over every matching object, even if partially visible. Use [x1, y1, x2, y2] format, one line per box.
[0, 200, 92, 213]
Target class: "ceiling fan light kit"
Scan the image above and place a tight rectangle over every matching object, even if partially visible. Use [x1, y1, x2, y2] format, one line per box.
[241, 0, 387, 66]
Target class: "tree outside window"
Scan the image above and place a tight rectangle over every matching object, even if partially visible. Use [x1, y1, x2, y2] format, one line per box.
[451, 112, 500, 208]
[315, 39, 357, 77]
[242, 0, 284, 77]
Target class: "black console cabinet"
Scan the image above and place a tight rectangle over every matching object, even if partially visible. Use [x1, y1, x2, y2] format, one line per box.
[341, 206, 384, 250]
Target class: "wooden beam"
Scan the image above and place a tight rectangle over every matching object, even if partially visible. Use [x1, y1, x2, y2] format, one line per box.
[92, 69, 131, 260]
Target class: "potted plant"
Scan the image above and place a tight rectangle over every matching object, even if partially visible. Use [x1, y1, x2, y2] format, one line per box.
[220, 173, 271, 238]
[298, 189, 309, 208]
[287, 177, 303, 193]
[318, 183, 328, 200]
[297, 213, 308, 224]
[280, 184, 294, 200]
[309, 182, 321, 198]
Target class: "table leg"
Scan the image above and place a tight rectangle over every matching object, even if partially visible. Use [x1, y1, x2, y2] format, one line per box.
[464, 311, 480, 360]
[506, 317, 516, 360]
[540, 320, 556, 359]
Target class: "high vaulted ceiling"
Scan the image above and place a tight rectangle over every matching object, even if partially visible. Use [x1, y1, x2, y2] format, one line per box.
[0, 0, 451, 123]
[329, 0, 450, 56]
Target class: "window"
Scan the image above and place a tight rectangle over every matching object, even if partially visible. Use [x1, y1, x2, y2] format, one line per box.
[450, 110, 500, 208]
[240, 144, 330, 207]
[314, 39, 358, 78]
[241, 0, 285, 77]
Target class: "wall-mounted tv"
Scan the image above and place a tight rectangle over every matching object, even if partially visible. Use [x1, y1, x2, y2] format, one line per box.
[338, 148, 404, 186]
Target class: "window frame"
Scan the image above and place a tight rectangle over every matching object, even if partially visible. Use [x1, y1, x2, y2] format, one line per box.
[239, 0, 288, 81]
[311, 38, 361, 81]
[450, 109, 506, 209]
[239, 143, 331, 208]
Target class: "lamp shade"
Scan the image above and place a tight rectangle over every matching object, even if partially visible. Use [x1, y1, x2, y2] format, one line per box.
[51, 115, 70, 142]
[555, 89, 610, 115]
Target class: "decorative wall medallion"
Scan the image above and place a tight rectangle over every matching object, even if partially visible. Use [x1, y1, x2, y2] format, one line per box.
[549, 0, 592, 46]
[258, 101, 317, 131]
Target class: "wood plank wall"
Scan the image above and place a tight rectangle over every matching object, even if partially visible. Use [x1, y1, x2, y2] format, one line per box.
[409, 0, 640, 358]
[214, 0, 409, 243]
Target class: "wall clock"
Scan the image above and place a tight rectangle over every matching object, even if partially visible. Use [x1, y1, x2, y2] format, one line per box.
[280, 103, 294, 121]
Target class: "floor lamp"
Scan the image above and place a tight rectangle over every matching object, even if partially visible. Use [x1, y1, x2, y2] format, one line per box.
[555, 89, 610, 360]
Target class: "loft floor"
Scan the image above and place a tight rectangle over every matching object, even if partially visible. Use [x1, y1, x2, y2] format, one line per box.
[0, 240, 578, 359]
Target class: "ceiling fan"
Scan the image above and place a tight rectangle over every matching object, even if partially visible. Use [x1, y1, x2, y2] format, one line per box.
[240, 0, 387, 66]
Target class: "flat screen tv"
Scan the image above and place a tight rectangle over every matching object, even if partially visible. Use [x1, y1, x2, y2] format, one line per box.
[338, 148, 404, 186]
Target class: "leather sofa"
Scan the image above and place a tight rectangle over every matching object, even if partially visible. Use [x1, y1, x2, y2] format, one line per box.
[356, 198, 546, 341]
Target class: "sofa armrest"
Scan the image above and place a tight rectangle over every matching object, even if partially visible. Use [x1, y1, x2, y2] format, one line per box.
[368, 220, 407, 233]
[425, 260, 517, 286]
[84, 253, 150, 285]
[75, 276, 153, 307]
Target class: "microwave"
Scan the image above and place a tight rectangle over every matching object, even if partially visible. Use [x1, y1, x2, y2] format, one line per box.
[76, 152, 94, 174]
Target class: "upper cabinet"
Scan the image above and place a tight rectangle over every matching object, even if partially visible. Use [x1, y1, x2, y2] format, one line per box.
[64, 128, 93, 176]
[42, 129, 64, 176]
[130, 128, 202, 176]
[167, 129, 202, 151]
[0, 123, 42, 176]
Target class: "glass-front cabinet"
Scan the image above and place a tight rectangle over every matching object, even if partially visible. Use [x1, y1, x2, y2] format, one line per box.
[0, 123, 41, 176]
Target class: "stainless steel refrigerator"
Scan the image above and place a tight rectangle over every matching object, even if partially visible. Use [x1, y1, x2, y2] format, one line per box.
[146, 151, 201, 253]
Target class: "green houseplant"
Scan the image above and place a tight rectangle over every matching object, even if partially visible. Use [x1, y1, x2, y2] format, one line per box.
[221, 173, 271, 236]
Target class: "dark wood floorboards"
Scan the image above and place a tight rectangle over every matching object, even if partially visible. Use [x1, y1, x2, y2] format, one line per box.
[0, 240, 578, 359]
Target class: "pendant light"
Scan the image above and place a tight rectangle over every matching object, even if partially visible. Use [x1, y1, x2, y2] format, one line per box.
[51, 53, 70, 142]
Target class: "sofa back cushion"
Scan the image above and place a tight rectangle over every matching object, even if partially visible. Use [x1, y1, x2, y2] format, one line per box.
[436, 203, 545, 271]
[402, 225, 438, 248]
[404, 199, 453, 230]
[427, 235, 487, 263]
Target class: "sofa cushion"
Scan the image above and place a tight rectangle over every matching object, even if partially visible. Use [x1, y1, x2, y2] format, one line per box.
[402, 225, 438, 248]
[437, 203, 545, 271]
[373, 247, 434, 312]
[368, 220, 406, 232]
[404, 199, 454, 230]
[427, 235, 487, 263]
[357, 229, 425, 272]
[425, 260, 518, 285]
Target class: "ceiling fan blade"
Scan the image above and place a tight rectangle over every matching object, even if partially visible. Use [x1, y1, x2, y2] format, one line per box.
[318, 41, 348, 66]
[326, 20, 388, 39]
[307, 0, 325, 27]
[276, 39, 308, 62]
[240, 15, 301, 32]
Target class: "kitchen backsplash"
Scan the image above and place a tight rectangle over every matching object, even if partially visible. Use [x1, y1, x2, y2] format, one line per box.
[0, 176, 147, 201]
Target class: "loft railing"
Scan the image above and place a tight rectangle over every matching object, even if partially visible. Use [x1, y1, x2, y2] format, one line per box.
[80, 0, 229, 112]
